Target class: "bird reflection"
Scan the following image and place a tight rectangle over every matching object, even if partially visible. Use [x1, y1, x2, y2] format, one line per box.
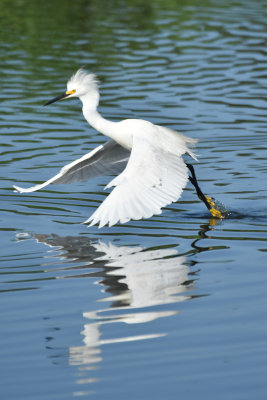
[16, 218, 223, 375]
[90, 241, 192, 308]
[34, 234, 195, 307]
[32, 233, 197, 368]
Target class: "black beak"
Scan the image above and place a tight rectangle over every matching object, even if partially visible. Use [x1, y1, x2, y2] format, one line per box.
[44, 92, 70, 106]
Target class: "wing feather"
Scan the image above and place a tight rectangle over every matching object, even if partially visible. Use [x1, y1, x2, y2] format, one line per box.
[85, 136, 189, 227]
[13, 140, 129, 193]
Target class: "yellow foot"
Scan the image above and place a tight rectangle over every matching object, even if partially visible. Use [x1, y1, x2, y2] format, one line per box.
[209, 207, 224, 218]
[204, 196, 226, 219]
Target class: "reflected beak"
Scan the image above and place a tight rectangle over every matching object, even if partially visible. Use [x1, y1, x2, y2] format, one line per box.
[44, 89, 76, 106]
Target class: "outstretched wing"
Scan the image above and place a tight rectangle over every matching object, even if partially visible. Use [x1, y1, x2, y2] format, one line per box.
[13, 140, 130, 193]
[85, 136, 189, 228]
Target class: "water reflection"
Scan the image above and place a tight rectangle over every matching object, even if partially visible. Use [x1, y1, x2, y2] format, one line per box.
[11, 217, 226, 391]
[33, 233, 196, 368]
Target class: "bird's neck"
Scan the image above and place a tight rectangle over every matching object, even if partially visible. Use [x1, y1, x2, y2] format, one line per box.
[80, 93, 132, 148]
[82, 107, 112, 133]
[82, 104, 121, 142]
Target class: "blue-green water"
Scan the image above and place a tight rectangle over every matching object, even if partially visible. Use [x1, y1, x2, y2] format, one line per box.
[1, 0, 267, 399]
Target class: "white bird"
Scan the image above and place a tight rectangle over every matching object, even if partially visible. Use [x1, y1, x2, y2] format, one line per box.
[14, 68, 224, 227]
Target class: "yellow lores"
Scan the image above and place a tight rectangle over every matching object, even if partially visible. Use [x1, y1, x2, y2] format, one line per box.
[66, 89, 76, 95]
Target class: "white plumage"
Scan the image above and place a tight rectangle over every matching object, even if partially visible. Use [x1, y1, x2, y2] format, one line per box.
[14, 69, 198, 227]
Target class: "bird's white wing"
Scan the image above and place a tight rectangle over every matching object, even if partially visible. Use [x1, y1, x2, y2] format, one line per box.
[13, 140, 129, 193]
[85, 136, 189, 228]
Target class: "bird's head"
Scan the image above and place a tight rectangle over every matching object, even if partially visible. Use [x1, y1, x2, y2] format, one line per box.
[44, 68, 99, 106]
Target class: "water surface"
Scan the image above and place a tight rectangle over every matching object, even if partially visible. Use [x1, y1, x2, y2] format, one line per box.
[1, 0, 267, 399]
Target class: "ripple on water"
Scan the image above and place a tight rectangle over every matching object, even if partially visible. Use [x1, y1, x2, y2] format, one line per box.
[1, 0, 267, 399]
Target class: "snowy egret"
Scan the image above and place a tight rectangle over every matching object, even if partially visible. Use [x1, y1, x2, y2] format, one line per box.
[14, 68, 224, 227]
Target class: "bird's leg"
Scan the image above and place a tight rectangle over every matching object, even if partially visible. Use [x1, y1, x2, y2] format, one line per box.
[186, 163, 211, 210]
[186, 163, 224, 218]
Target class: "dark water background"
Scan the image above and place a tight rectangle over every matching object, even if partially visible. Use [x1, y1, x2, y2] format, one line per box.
[1, 0, 267, 399]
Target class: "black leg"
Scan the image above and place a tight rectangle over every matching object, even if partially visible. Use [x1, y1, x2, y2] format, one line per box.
[186, 163, 211, 211]
[186, 163, 224, 218]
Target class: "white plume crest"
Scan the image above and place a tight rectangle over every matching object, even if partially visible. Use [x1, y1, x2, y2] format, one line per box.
[67, 68, 99, 95]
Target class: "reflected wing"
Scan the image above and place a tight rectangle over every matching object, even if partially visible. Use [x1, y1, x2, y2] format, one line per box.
[13, 140, 130, 193]
[86, 136, 189, 228]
